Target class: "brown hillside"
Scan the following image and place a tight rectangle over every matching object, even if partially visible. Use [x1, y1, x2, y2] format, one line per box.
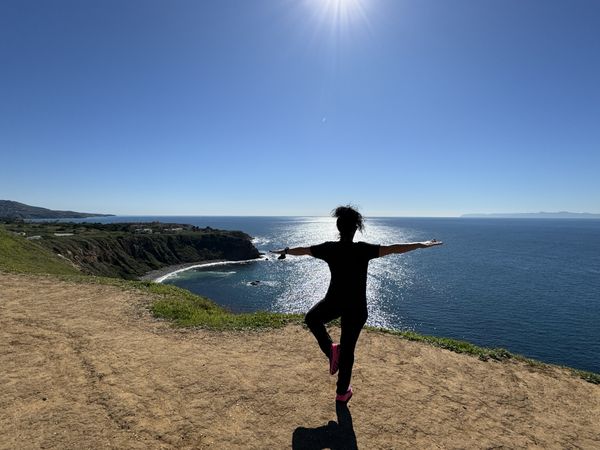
[1, 272, 598, 449]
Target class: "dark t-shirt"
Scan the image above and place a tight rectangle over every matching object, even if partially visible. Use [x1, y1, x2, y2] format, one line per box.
[310, 241, 380, 303]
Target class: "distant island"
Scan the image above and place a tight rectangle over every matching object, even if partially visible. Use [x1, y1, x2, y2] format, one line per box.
[461, 212, 600, 219]
[0, 200, 113, 219]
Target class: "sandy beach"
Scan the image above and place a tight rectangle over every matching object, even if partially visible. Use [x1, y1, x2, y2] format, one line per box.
[138, 260, 227, 282]
[1, 271, 599, 449]
[138, 256, 269, 283]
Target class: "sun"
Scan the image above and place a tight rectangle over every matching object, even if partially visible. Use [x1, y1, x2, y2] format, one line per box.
[321, 0, 365, 13]
[306, 0, 370, 30]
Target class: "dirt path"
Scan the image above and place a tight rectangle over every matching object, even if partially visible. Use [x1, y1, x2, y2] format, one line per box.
[1, 272, 599, 449]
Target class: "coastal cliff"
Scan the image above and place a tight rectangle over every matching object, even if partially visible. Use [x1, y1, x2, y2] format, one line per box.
[1, 222, 260, 279]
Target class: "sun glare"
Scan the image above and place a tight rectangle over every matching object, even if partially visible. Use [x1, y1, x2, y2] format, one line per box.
[306, 0, 370, 31]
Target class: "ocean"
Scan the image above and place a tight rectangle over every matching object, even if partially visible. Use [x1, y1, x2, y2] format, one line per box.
[68, 216, 600, 374]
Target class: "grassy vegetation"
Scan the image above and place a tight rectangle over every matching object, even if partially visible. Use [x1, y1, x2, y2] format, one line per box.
[574, 370, 600, 385]
[1, 223, 598, 384]
[133, 281, 304, 329]
[367, 326, 514, 361]
[0, 226, 80, 276]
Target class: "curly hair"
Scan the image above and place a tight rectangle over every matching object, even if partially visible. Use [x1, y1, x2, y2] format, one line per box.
[332, 205, 364, 241]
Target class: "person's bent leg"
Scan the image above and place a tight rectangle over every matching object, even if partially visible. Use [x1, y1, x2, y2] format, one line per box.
[305, 298, 340, 358]
[336, 307, 368, 395]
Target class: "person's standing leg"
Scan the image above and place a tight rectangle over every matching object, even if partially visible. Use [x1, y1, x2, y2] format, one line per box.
[305, 297, 341, 358]
[336, 306, 368, 395]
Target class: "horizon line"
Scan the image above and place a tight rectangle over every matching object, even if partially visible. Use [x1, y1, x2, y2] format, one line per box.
[57, 212, 600, 219]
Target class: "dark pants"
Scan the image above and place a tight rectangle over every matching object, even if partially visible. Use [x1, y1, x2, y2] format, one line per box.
[304, 297, 368, 395]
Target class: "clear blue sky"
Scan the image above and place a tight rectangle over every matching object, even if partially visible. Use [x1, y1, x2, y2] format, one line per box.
[1, 0, 599, 216]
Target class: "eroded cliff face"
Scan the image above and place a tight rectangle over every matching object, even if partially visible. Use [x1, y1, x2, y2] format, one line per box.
[41, 232, 260, 279]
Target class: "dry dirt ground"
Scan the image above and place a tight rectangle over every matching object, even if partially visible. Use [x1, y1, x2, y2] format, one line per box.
[1, 272, 599, 450]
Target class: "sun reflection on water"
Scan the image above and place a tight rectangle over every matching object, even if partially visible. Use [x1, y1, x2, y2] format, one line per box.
[270, 216, 420, 329]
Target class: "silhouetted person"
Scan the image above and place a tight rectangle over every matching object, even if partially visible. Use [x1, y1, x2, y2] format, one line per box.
[273, 206, 442, 402]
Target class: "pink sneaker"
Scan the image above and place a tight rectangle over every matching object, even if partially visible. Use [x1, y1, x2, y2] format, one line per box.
[335, 386, 353, 403]
[329, 343, 340, 375]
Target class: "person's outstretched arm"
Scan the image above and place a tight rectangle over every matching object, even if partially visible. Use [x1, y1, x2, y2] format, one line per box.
[379, 239, 442, 257]
[271, 246, 312, 257]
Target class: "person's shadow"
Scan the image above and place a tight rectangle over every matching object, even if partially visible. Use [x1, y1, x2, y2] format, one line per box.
[292, 402, 358, 450]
